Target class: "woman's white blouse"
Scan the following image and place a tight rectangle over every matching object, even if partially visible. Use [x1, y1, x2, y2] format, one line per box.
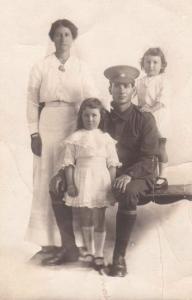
[27, 54, 98, 134]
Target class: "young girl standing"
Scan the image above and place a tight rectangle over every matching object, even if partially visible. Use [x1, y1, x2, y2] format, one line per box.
[136, 47, 169, 188]
[61, 98, 120, 270]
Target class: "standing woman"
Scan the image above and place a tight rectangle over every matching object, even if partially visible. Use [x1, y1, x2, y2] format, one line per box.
[26, 19, 98, 259]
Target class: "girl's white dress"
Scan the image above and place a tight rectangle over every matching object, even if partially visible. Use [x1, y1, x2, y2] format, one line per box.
[136, 74, 170, 138]
[61, 129, 121, 208]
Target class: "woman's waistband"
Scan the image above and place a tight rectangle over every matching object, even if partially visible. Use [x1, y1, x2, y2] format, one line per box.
[43, 100, 76, 107]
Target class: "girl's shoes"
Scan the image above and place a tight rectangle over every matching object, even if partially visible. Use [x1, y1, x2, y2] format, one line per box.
[79, 253, 105, 273]
[79, 254, 94, 267]
[78, 246, 88, 261]
[93, 257, 105, 274]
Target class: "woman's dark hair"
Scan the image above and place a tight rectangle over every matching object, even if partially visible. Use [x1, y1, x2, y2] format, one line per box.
[77, 98, 107, 131]
[49, 19, 78, 40]
[140, 47, 167, 73]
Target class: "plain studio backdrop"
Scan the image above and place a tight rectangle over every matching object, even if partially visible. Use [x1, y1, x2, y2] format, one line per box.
[1, 1, 192, 300]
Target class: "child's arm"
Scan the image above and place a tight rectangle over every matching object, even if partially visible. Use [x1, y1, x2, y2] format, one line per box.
[150, 101, 164, 112]
[141, 78, 167, 113]
[140, 101, 164, 113]
[108, 166, 116, 185]
[64, 165, 78, 197]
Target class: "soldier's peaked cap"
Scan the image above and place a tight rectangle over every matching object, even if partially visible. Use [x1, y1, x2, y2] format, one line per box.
[104, 65, 140, 84]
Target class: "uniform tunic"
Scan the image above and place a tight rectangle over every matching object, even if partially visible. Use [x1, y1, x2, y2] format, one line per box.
[106, 103, 159, 207]
[136, 74, 170, 137]
[26, 53, 98, 246]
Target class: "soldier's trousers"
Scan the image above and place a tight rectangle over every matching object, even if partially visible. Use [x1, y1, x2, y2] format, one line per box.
[112, 179, 150, 258]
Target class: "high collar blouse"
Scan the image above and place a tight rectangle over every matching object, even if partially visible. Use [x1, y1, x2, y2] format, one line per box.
[27, 53, 98, 133]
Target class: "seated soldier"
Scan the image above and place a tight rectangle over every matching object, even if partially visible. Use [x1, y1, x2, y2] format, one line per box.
[104, 65, 159, 277]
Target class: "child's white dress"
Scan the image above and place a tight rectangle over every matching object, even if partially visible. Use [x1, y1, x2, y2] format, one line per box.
[136, 74, 170, 138]
[61, 129, 121, 208]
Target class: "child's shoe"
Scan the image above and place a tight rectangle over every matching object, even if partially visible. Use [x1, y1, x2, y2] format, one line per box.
[155, 177, 168, 190]
[93, 257, 105, 274]
[79, 254, 94, 268]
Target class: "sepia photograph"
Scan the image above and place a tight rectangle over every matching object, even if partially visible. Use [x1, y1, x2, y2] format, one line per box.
[1, 0, 192, 299]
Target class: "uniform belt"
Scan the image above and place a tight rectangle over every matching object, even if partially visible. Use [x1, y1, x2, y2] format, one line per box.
[44, 100, 76, 107]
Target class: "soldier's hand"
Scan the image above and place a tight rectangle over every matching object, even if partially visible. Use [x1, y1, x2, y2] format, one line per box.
[31, 133, 42, 156]
[67, 184, 78, 197]
[113, 175, 131, 193]
[49, 173, 64, 196]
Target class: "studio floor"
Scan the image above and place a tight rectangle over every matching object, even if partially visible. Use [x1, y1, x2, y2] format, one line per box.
[1, 141, 192, 300]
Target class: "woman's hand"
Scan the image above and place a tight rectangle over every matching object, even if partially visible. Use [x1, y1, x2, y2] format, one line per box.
[67, 184, 78, 197]
[113, 175, 131, 193]
[31, 133, 42, 156]
[49, 173, 65, 197]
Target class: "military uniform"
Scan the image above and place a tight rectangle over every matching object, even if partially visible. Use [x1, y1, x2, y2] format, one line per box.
[104, 65, 159, 277]
[107, 103, 159, 209]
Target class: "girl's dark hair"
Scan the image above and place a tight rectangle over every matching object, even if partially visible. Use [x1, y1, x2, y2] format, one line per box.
[49, 19, 78, 41]
[77, 98, 107, 131]
[140, 47, 167, 73]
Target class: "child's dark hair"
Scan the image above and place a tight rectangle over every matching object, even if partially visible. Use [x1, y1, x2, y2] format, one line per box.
[77, 98, 107, 131]
[140, 47, 167, 73]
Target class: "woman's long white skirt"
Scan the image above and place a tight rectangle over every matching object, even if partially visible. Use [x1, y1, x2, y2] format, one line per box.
[25, 104, 77, 247]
